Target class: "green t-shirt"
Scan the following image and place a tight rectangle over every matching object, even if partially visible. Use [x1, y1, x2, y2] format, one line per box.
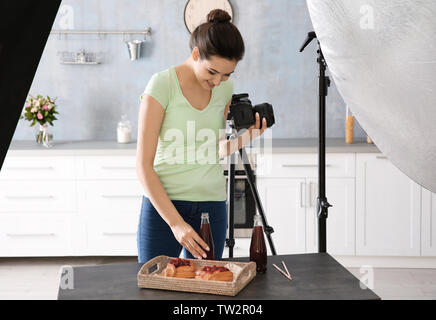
[140, 66, 234, 201]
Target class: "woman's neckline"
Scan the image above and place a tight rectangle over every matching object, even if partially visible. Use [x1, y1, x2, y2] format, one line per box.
[172, 65, 214, 113]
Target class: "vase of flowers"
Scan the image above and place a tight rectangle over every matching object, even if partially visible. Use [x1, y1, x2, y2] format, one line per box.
[20, 94, 59, 148]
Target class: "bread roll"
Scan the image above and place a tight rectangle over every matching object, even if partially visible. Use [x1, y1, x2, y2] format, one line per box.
[162, 258, 196, 278]
[195, 265, 233, 282]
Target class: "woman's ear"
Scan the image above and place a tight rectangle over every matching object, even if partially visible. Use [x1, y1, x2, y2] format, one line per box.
[192, 47, 200, 61]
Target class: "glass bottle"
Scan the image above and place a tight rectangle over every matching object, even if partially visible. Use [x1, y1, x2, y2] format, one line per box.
[117, 114, 132, 143]
[199, 212, 214, 260]
[250, 214, 267, 273]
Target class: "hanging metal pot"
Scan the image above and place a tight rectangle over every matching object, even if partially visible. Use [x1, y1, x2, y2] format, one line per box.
[126, 40, 144, 61]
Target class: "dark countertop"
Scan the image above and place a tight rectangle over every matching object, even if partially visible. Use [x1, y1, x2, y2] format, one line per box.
[58, 253, 380, 300]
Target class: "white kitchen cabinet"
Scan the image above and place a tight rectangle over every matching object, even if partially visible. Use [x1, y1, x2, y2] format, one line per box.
[2, 147, 434, 262]
[256, 153, 356, 255]
[0, 180, 77, 213]
[305, 178, 356, 255]
[356, 154, 421, 256]
[0, 213, 73, 256]
[77, 157, 143, 255]
[0, 154, 142, 257]
[257, 153, 355, 178]
[76, 156, 137, 180]
[256, 177, 306, 255]
[0, 155, 79, 257]
[421, 189, 436, 256]
[0, 156, 75, 180]
[77, 179, 143, 255]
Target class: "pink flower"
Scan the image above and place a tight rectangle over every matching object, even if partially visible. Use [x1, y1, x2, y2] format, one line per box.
[25, 104, 31, 109]
[31, 107, 37, 113]
[37, 113, 43, 120]
[34, 100, 40, 107]
[43, 105, 49, 111]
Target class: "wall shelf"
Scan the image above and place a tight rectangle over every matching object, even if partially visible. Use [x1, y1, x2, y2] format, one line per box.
[58, 50, 102, 65]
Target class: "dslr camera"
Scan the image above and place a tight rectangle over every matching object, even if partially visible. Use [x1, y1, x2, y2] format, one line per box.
[228, 93, 275, 131]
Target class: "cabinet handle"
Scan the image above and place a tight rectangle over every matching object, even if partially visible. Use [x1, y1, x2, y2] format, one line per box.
[102, 232, 136, 236]
[376, 156, 387, 159]
[282, 164, 331, 168]
[308, 182, 318, 208]
[6, 166, 54, 170]
[309, 182, 313, 208]
[6, 233, 56, 237]
[300, 182, 306, 208]
[101, 166, 136, 170]
[5, 195, 55, 200]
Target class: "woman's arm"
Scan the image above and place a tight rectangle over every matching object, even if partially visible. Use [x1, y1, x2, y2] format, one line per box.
[136, 94, 209, 259]
[218, 99, 268, 159]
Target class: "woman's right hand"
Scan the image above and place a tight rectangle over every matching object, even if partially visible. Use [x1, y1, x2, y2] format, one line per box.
[170, 221, 210, 259]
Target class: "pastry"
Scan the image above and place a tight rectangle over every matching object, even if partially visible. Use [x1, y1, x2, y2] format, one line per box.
[162, 258, 196, 278]
[195, 265, 233, 282]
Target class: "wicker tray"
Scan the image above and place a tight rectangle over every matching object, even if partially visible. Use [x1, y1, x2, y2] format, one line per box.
[137, 255, 256, 296]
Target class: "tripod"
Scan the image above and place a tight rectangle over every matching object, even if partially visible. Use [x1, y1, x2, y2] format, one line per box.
[300, 31, 332, 253]
[225, 119, 277, 258]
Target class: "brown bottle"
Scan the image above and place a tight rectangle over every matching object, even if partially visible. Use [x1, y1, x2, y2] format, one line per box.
[250, 214, 267, 273]
[199, 212, 214, 260]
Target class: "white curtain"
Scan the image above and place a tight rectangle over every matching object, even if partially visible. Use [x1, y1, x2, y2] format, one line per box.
[306, 0, 436, 192]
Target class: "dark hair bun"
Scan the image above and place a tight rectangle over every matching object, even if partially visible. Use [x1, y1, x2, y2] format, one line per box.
[207, 9, 231, 24]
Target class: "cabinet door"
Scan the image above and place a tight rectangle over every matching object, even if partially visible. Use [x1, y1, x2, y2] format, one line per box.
[306, 178, 356, 255]
[356, 154, 421, 256]
[77, 180, 143, 255]
[422, 189, 436, 256]
[257, 177, 306, 254]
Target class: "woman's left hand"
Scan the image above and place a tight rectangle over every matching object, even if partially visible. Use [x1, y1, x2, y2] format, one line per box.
[248, 112, 268, 140]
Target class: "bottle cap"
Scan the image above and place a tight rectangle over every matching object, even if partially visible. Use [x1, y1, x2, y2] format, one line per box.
[201, 212, 209, 218]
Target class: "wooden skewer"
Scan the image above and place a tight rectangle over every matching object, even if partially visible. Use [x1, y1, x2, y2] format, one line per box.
[281, 261, 292, 280]
[272, 264, 292, 281]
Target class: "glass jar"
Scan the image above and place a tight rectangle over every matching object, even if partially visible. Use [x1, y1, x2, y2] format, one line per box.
[117, 114, 132, 143]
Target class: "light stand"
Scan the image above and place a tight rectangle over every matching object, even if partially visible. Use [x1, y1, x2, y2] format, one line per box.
[300, 31, 332, 253]
[225, 119, 277, 258]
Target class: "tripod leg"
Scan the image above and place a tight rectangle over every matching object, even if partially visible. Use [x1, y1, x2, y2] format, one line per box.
[226, 151, 236, 258]
[238, 147, 277, 256]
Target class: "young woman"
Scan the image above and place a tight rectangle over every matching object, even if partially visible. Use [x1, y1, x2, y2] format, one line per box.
[136, 9, 268, 263]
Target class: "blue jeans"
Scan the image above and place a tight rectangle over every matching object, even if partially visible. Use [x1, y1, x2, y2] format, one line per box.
[137, 196, 227, 263]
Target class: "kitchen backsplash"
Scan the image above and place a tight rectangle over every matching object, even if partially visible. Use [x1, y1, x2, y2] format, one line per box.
[12, 0, 366, 141]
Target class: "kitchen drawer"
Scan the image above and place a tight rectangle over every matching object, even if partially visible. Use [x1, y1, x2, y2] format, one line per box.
[76, 156, 137, 179]
[0, 214, 72, 256]
[0, 156, 75, 180]
[256, 153, 355, 178]
[0, 180, 77, 213]
[77, 180, 143, 214]
[86, 213, 139, 255]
